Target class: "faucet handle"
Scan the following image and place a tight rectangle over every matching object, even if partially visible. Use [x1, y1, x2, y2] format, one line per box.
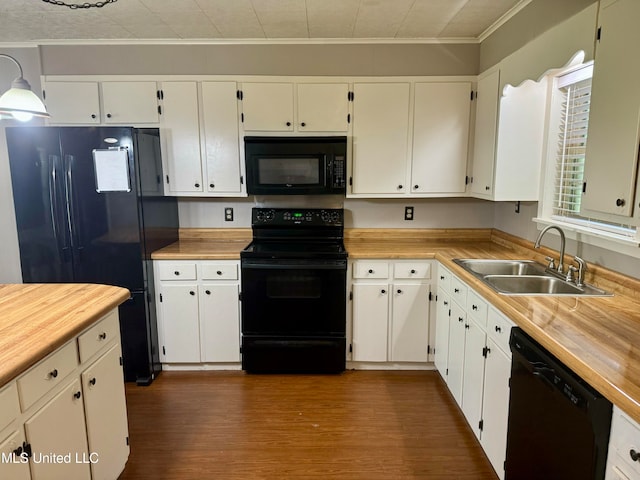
[566, 265, 578, 283]
[544, 256, 556, 270]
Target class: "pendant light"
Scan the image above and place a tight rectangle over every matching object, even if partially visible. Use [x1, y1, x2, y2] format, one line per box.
[0, 54, 50, 122]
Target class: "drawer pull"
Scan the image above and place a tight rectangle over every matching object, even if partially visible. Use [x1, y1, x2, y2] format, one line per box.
[48, 369, 58, 379]
[381, 289, 387, 294]
[495, 326, 502, 333]
[89, 378, 97, 386]
[98, 332, 107, 340]
[397, 289, 402, 294]
[410, 269, 416, 274]
[189, 291, 195, 296]
[630, 449, 640, 462]
[174, 271, 180, 276]
[205, 290, 211, 295]
[368, 269, 374, 274]
[73, 391, 82, 400]
[217, 270, 223, 275]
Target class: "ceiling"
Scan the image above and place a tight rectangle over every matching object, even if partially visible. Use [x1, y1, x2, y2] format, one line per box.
[0, 0, 528, 44]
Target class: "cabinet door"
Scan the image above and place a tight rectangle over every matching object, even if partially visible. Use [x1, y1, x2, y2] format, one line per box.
[582, 0, 640, 217]
[81, 343, 129, 480]
[25, 379, 91, 480]
[447, 301, 466, 406]
[158, 284, 201, 362]
[352, 83, 411, 194]
[201, 82, 242, 194]
[44, 81, 100, 124]
[297, 83, 349, 132]
[0, 429, 31, 480]
[352, 283, 389, 362]
[200, 284, 240, 362]
[101, 81, 159, 124]
[412, 82, 471, 194]
[461, 317, 486, 440]
[160, 81, 203, 194]
[480, 339, 511, 480]
[471, 69, 500, 197]
[434, 288, 451, 377]
[241, 83, 294, 131]
[390, 283, 430, 362]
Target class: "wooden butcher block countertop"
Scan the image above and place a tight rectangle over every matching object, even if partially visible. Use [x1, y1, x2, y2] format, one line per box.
[151, 228, 251, 260]
[153, 227, 640, 423]
[0, 283, 130, 387]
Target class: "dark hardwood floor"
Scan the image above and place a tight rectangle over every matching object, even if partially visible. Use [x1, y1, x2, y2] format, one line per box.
[119, 370, 498, 480]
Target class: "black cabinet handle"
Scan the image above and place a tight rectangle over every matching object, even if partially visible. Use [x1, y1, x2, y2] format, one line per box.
[397, 289, 402, 294]
[398, 185, 403, 189]
[195, 183, 200, 188]
[381, 289, 386, 294]
[217, 270, 223, 275]
[73, 391, 82, 399]
[174, 271, 180, 276]
[485, 186, 490, 191]
[443, 301, 448, 306]
[205, 290, 211, 295]
[301, 122, 306, 127]
[465, 324, 469, 329]
[286, 121, 291, 126]
[91, 114, 96, 119]
[630, 449, 640, 462]
[440, 275, 445, 280]
[106, 113, 112, 118]
[49, 369, 58, 379]
[209, 183, 215, 188]
[454, 288, 460, 293]
[89, 377, 96, 386]
[616, 198, 626, 207]
[410, 269, 416, 274]
[458, 317, 464, 323]
[472, 305, 478, 311]
[98, 332, 107, 340]
[414, 185, 419, 189]
[368, 269, 374, 274]
[189, 291, 195, 296]
[495, 325, 502, 333]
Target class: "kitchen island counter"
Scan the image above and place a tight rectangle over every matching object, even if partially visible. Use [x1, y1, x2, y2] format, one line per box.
[0, 283, 130, 387]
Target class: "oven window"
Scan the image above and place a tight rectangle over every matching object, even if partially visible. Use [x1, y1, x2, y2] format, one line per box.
[267, 274, 321, 299]
[257, 157, 320, 185]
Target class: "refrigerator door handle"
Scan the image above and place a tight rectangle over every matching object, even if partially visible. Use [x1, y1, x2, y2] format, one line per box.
[49, 155, 72, 262]
[64, 154, 83, 259]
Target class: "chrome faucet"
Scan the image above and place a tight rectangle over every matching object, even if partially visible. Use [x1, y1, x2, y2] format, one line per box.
[534, 225, 566, 274]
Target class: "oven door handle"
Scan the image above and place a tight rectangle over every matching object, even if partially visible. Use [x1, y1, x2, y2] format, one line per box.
[242, 260, 346, 270]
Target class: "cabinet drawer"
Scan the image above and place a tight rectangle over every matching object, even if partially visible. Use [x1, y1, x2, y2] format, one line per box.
[467, 289, 488, 328]
[0, 383, 20, 433]
[450, 276, 468, 306]
[610, 406, 640, 478]
[394, 261, 431, 279]
[437, 264, 452, 292]
[201, 263, 238, 280]
[353, 261, 389, 279]
[77, 310, 120, 364]
[158, 262, 197, 280]
[487, 307, 515, 355]
[17, 341, 78, 411]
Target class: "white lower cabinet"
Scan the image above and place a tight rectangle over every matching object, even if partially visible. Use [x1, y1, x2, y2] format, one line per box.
[0, 428, 31, 480]
[606, 406, 640, 480]
[435, 262, 514, 480]
[155, 260, 241, 365]
[351, 260, 433, 364]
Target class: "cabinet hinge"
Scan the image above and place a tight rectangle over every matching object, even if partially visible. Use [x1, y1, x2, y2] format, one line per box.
[162, 346, 166, 355]
[597, 26, 601, 41]
[239, 292, 243, 301]
[470, 90, 475, 101]
[427, 345, 431, 354]
[237, 90, 243, 100]
[479, 419, 484, 431]
[482, 346, 491, 358]
[241, 112, 244, 123]
[349, 344, 353, 353]
[582, 181, 587, 193]
[156, 90, 161, 100]
[349, 291, 353, 301]
[119, 356, 123, 366]
[448, 308, 451, 317]
[165, 175, 170, 185]
[42, 89, 46, 100]
[157, 105, 162, 115]
[465, 175, 470, 185]
[446, 368, 448, 376]
[160, 89, 164, 100]
[159, 293, 163, 302]
[347, 113, 351, 124]
[348, 91, 354, 101]
[126, 436, 130, 446]
[428, 291, 433, 301]
[240, 175, 244, 185]
[349, 177, 353, 186]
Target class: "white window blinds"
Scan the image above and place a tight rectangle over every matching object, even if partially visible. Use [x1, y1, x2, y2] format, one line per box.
[553, 68, 592, 217]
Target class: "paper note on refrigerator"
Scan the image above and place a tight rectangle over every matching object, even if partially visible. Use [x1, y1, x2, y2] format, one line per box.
[93, 148, 131, 192]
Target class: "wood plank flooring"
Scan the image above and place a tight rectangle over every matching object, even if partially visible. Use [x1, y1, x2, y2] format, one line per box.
[119, 370, 498, 480]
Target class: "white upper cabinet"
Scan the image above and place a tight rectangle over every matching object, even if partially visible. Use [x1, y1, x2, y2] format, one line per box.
[241, 82, 294, 131]
[411, 82, 471, 194]
[101, 81, 159, 124]
[471, 67, 547, 201]
[159, 81, 203, 194]
[201, 81, 242, 194]
[44, 81, 101, 124]
[43, 80, 159, 125]
[351, 82, 411, 195]
[582, 0, 640, 218]
[297, 83, 350, 132]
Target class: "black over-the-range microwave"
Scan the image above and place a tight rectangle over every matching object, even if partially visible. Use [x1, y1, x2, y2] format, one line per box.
[244, 136, 347, 195]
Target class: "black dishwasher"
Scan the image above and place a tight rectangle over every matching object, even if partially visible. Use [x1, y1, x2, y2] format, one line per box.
[505, 328, 612, 480]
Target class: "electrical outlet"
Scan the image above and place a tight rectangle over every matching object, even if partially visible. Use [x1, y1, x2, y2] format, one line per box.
[404, 206, 414, 221]
[224, 207, 234, 222]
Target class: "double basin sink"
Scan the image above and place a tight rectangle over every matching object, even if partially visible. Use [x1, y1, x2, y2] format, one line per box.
[453, 259, 612, 297]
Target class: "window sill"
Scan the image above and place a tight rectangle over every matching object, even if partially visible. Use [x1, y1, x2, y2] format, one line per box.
[533, 217, 640, 257]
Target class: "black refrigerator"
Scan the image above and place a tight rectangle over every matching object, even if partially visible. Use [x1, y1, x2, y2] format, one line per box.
[5, 126, 179, 385]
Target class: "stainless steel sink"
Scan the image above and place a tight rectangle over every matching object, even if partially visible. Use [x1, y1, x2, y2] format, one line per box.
[453, 258, 612, 297]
